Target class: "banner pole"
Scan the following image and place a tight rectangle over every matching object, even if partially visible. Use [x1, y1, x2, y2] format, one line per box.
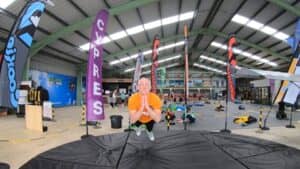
[220, 35, 237, 133]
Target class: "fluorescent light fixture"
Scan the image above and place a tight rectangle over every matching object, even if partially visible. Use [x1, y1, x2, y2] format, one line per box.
[249, 55, 260, 60]
[211, 41, 227, 49]
[142, 70, 151, 74]
[110, 60, 121, 65]
[126, 25, 144, 35]
[0, 0, 16, 9]
[231, 14, 290, 41]
[247, 20, 263, 30]
[199, 55, 241, 69]
[79, 43, 90, 51]
[199, 55, 227, 66]
[142, 63, 180, 75]
[109, 41, 185, 65]
[95, 36, 110, 45]
[159, 40, 184, 51]
[79, 37, 111, 51]
[109, 31, 127, 40]
[233, 48, 242, 54]
[162, 15, 179, 25]
[260, 58, 270, 63]
[211, 41, 223, 48]
[231, 14, 249, 25]
[165, 62, 180, 68]
[130, 54, 138, 59]
[193, 63, 226, 75]
[261, 26, 277, 35]
[79, 11, 195, 50]
[124, 55, 181, 72]
[210, 41, 278, 67]
[141, 63, 151, 68]
[143, 50, 152, 55]
[241, 51, 252, 57]
[273, 32, 289, 41]
[124, 68, 135, 72]
[176, 41, 185, 46]
[120, 56, 131, 62]
[179, 11, 195, 21]
[159, 43, 176, 51]
[268, 62, 277, 67]
[144, 20, 161, 30]
[158, 55, 181, 63]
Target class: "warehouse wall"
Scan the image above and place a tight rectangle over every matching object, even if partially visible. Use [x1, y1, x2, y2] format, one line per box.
[29, 54, 79, 107]
[30, 54, 78, 76]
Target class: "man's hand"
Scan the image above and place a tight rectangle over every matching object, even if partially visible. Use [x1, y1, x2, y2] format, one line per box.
[142, 111, 149, 116]
[144, 95, 149, 109]
[139, 95, 145, 112]
[144, 94, 161, 122]
[141, 95, 150, 116]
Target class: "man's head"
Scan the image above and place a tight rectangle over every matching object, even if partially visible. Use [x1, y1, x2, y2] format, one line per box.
[138, 77, 151, 95]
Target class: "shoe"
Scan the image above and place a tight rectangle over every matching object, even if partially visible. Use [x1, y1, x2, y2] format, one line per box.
[146, 131, 155, 141]
[130, 125, 139, 136]
[135, 127, 142, 136]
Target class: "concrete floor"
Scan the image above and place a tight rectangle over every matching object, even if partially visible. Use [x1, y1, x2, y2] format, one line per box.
[1, 102, 300, 169]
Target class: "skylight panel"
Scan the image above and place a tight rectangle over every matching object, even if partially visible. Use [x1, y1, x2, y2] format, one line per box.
[210, 41, 278, 67]
[0, 0, 16, 9]
[126, 25, 145, 35]
[231, 14, 249, 25]
[142, 63, 180, 75]
[193, 63, 225, 74]
[142, 50, 152, 55]
[95, 36, 111, 45]
[80, 11, 196, 50]
[162, 15, 179, 25]
[246, 20, 264, 30]
[179, 11, 195, 21]
[109, 41, 185, 65]
[80, 37, 110, 50]
[144, 20, 161, 30]
[273, 32, 289, 41]
[261, 26, 277, 35]
[110, 60, 121, 65]
[79, 43, 90, 51]
[125, 68, 135, 72]
[124, 55, 181, 72]
[231, 14, 290, 41]
[200, 55, 226, 65]
[109, 31, 127, 40]
[120, 57, 131, 62]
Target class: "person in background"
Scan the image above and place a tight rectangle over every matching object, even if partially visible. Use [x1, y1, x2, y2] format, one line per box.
[128, 77, 162, 141]
[112, 89, 118, 108]
[108, 91, 114, 108]
[170, 91, 175, 101]
[128, 88, 132, 97]
[120, 91, 127, 107]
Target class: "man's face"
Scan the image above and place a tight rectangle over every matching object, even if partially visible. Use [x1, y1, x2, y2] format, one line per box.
[138, 78, 151, 95]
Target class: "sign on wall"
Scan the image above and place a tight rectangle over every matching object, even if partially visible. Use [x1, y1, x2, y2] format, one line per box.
[29, 70, 76, 107]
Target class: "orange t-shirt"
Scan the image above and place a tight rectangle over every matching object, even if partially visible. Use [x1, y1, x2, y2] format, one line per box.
[128, 92, 162, 123]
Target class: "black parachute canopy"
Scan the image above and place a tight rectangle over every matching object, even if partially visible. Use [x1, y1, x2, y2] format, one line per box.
[20, 131, 300, 169]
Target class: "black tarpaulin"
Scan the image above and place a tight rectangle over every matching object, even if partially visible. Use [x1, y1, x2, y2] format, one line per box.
[20, 131, 300, 169]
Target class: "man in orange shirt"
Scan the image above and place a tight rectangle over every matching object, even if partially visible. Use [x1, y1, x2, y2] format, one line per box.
[128, 77, 162, 141]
